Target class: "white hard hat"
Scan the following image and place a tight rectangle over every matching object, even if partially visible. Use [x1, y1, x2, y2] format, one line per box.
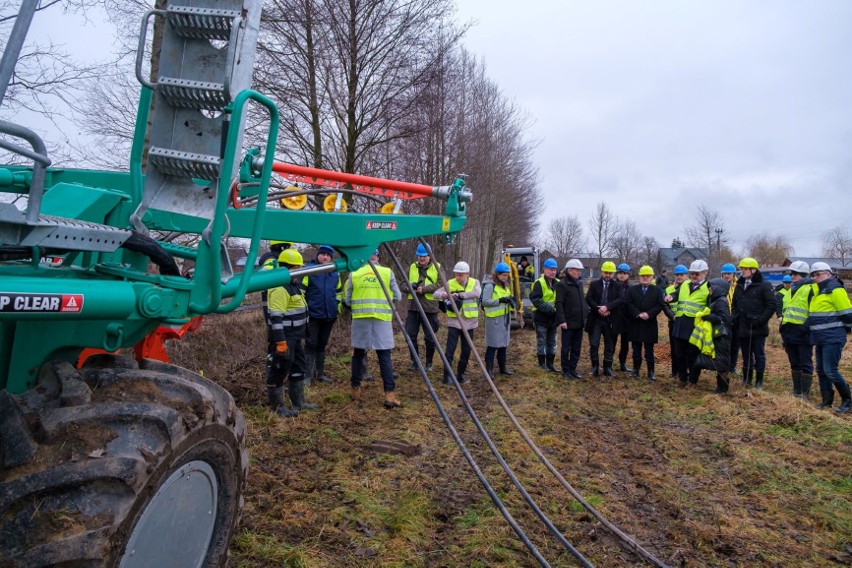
[453, 261, 470, 273]
[810, 261, 832, 274]
[788, 260, 810, 274]
[565, 259, 584, 269]
[689, 260, 709, 273]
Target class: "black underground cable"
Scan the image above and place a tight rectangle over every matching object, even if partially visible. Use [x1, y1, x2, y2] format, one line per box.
[383, 244, 593, 568]
[420, 237, 671, 568]
[365, 254, 552, 568]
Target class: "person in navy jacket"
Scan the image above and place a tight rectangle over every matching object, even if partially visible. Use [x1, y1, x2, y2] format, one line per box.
[301, 245, 342, 384]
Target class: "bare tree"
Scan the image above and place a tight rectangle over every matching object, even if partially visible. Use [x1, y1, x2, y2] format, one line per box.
[542, 215, 585, 264]
[821, 225, 851, 266]
[610, 219, 642, 266]
[744, 233, 794, 267]
[588, 201, 615, 263]
[684, 205, 729, 257]
[638, 235, 660, 268]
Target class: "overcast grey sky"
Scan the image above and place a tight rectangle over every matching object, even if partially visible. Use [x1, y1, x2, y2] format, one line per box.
[6, 1, 851, 257]
[454, 0, 852, 256]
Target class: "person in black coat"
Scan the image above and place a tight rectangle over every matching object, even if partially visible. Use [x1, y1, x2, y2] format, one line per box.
[625, 266, 665, 380]
[731, 258, 777, 389]
[701, 278, 733, 394]
[611, 265, 634, 372]
[555, 259, 588, 379]
[585, 262, 623, 376]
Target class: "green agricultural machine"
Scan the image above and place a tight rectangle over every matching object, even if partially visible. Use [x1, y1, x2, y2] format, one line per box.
[0, 1, 469, 565]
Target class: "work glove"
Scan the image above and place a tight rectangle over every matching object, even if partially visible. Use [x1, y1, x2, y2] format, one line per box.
[508, 298, 518, 309]
[499, 297, 511, 304]
[275, 341, 289, 354]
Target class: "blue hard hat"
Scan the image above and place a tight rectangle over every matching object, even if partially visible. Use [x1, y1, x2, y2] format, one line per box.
[674, 264, 688, 275]
[416, 243, 430, 256]
[721, 263, 736, 274]
[373, 249, 380, 257]
[495, 262, 511, 273]
[317, 244, 335, 255]
[617, 263, 630, 273]
[543, 258, 558, 269]
[782, 275, 792, 283]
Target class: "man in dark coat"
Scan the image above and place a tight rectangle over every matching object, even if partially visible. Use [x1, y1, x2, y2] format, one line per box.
[625, 266, 664, 380]
[612, 264, 633, 372]
[731, 258, 777, 389]
[585, 261, 623, 376]
[555, 259, 588, 379]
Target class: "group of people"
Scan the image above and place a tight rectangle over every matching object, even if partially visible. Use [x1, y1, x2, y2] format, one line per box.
[261, 240, 852, 416]
[526, 256, 851, 413]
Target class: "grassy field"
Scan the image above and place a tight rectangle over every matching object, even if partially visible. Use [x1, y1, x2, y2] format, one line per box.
[169, 308, 851, 567]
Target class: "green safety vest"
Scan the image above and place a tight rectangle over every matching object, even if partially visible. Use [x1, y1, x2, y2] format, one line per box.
[675, 281, 709, 318]
[688, 307, 715, 356]
[447, 278, 479, 319]
[484, 283, 512, 318]
[779, 287, 791, 312]
[531, 276, 556, 312]
[781, 283, 812, 325]
[807, 281, 852, 341]
[407, 262, 440, 301]
[350, 263, 393, 321]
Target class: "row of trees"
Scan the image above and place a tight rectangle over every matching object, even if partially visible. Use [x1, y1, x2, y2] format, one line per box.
[1, 0, 543, 278]
[541, 200, 851, 272]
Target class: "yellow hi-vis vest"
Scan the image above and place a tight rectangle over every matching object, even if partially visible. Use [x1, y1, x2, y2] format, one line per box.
[665, 284, 679, 313]
[350, 263, 393, 321]
[484, 283, 512, 318]
[676, 281, 709, 318]
[726, 276, 737, 311]
[447, 278, 480, 319]
[268, 284, 308, 329]
[407, 262, 440, 301]
[531, 276, 556, 312]
[779, 287, 791, 312]
[688, 307, 715, 357]
[782, 283, 812, 325]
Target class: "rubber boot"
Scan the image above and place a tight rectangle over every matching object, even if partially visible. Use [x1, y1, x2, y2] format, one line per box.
[818, 386, 834, 409]
[546, 354, 558, 373]
[714, 372, 729, 394]
[743, 369, 754, 387]
[498, 349, 514, 376]
[647, 362, 656, 381]
[384, 391, 402, 409]
[424, 345, 435, 372]
[457, 362, 467, 384]
[755, 371, 764, 390]
[837, 383, 852, 414]
[791, 370, 802, 397]
[800, 373, 812, 399]
[603, 361, 614, 377]
[591, 357, 600, 377]
[303, 353, 315, 387]
[442, 359, 453, 384]
[630, 360, 641, 378]
[408, 346, 419, 371]
[538, 354, 548, 371]
[268, 386, 299, 418]
[289, 379, 317, 411]
[316, 352, 333, 384]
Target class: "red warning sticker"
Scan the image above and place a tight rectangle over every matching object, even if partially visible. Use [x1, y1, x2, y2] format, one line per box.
[0, 293, 84, 313]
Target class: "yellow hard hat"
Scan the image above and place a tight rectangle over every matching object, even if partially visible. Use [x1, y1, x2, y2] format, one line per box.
[270, 240, 294, 247]
[739, 257, 759, 269]
[278, 248, 303, 267]
[639, 265, 654, 276]
[601, 261, 616, 273]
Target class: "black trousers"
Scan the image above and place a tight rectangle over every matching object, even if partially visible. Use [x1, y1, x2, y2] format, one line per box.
[616, 332, 630, 364]
[560, 327, 583, 372]
[404, 310, 439, 358]
[445, 327, 475, 373]
[740, 335, 767, 373]
[672, 336, 700, 383]
[631, 341, 655, 364]
[587, 319, 615, 364]
[351, 348, 395, 392]
[266, 328, 306, 388]
[305, 317, 337, 355]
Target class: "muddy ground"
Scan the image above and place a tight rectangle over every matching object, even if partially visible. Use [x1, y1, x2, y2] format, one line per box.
[169, 309, 851, 567]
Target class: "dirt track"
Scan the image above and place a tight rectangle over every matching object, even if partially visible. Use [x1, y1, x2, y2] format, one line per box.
[170, 309, 851, 567]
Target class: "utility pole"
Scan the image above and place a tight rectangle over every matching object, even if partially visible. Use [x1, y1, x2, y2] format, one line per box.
[715, 228, 722, 257]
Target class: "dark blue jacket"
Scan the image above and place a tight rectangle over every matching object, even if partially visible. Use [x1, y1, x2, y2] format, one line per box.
[301, 260, 340, 319]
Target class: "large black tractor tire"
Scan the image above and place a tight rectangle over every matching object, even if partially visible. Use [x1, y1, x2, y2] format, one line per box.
[0, 355, 248, 567]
